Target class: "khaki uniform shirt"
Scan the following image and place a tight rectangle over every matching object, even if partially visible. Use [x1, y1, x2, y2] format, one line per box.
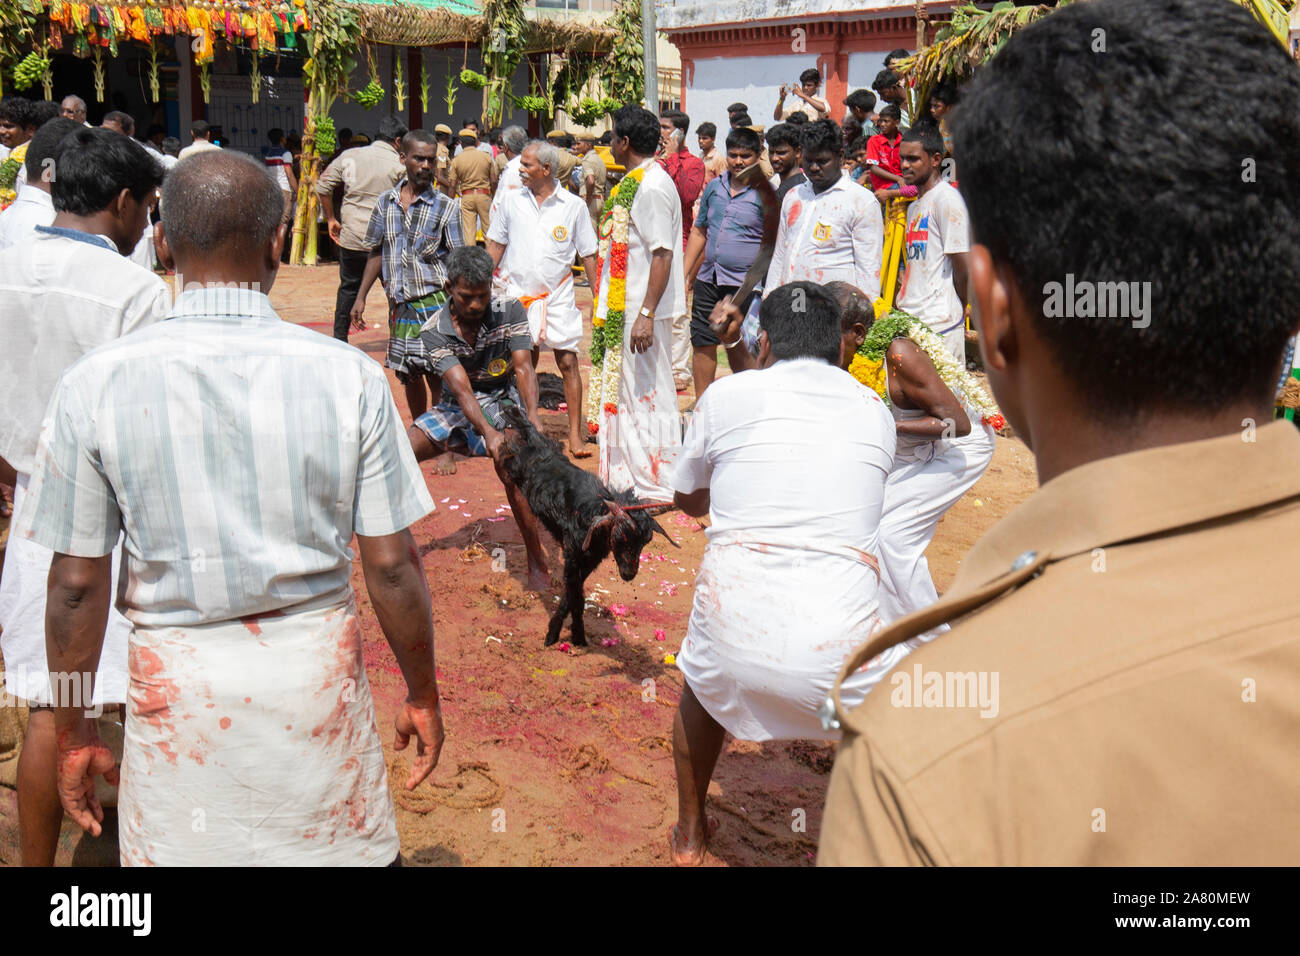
[579, 150, 608, 221]
[449, 147, 494, 193]
[819, 421, 1300, 866]
[436, 143, 452, 194]
[555, 149, 579, 193]
[316, 140, 404, 251]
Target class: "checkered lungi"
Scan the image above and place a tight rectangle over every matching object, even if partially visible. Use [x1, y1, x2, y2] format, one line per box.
[385, 291, 448, 385]
[411, 383, 522, 456]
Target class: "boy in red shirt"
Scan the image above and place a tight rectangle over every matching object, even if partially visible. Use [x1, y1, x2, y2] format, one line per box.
[865, 105, 904, 191]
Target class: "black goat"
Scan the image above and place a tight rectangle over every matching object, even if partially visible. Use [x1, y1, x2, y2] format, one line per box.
[498, 406, 676, 646]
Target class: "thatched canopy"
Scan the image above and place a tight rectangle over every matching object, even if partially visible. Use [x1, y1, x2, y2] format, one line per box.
[343, 0, 616, 53]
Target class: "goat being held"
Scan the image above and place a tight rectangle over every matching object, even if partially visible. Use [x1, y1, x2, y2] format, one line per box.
[498, 406, 676, 646]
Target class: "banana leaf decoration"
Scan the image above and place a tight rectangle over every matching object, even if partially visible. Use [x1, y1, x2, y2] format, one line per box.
[251, 52, 262, 105]
[394, 51, 406, 113]
[420, 56, 430, 115]
[148, 40, 160, 103]
[92, 45, 106, 102]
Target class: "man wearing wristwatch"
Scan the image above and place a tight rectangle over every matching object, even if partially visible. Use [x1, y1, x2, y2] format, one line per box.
[595, 106, 687, 502]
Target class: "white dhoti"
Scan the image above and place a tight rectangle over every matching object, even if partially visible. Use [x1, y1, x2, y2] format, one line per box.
[677, 532, 929, 741]
[879, 423, 995, 620]
[0, 474, 132, 706]
[118, 599, 399, 866]
[514, 272, 580, 353]
[598, 315, 682, 501]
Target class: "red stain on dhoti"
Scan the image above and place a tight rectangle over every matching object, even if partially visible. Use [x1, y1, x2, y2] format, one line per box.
[219, 717, 231, 729]
[128, 645, 181, 729]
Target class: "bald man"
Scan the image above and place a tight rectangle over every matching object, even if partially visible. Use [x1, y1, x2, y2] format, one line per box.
[15, 150, 446, 866]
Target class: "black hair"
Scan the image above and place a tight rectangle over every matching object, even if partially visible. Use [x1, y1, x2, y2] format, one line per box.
[697, 121, 717, 138]
[147, 123, 167, 138]
[191, 119, 211, 137]
[446, 245, 494, 288]
[661, 108, 690, 135]
[879, 104, 902, 122]
[759, 282, 843, 365]
[847, 135, 867, 155]
[597, 129, 612, 145]
[765, 122, 801, 151]
[872, 69, 900, 93]
[726, 102, 748, 115]
[799, 68, 821, 87]
[611, 105, 661, 156]
[51, 126, 163, 215]
[931, 82, 960, 107]
[798, 118, 842, 157]
[161, 150, 281, 259]
[377, 115, 409, 143]
[102, 110, 135, 136]
[401, 129, 438, 151]
[954, 0, 1300, 418]
[885, 48, 909, 67]
[723, 126, 762, 154]
[0, 96, 34, 128]
[267, 128, 285, 144]
[842, 118, 863, 145]
[845, 88, 877, 113]
[901, 123, 943, 157]
[161, 136, 181, 157]
[25, 117, 80, 180]
[731, 112, 753, 128]
[30, 100, 60, 127]
[785, 112, 808, 127]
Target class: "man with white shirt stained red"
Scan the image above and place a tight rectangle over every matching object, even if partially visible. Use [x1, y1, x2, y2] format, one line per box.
[765, 119, 882, 299]
[487, 139, 599, 457]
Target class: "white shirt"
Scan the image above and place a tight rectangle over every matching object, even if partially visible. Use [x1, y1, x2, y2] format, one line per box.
[178, 138, 221, 160]
[595, 158, 687, 321]
[488, 154, 523, 220]
[0, 184, 54, 250]
[765, 171, 883, 299]
[675, 358, 896, 544]
[487, 184, 597, 325]
[896, 181, 970, 336]
[0, 227, 171, 475]
[16, 286, 434, 627]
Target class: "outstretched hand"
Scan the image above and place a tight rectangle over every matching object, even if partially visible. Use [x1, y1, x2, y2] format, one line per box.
[56, 734, 120, 837]
[393, 699, 446, 790]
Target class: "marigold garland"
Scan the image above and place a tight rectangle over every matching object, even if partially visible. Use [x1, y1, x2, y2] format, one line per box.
[0, 142, 27, 211]
[853, 304, 1005, 430]
[586, 166, 645, 435]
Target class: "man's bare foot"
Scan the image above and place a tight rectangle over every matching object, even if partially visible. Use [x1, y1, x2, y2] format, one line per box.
[568, 437, 593, 459]
[434, 451, 457, 475]
[527, 564, 551, 592]
[668, 815, 720, 866]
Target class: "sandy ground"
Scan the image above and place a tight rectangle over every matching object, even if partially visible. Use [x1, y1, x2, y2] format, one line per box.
[0, 264, 1038, 867]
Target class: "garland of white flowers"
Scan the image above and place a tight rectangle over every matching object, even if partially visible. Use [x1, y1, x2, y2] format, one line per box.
[851, 307, 1005, 429]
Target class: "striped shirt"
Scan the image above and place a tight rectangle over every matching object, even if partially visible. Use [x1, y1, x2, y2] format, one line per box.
[363, 177, 464, 305]
[420, 299, 532, 391]
[15, 287, 435, 628]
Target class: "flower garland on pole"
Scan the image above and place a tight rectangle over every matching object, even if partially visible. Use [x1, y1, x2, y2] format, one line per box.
[585, 166, 646, 436]
[849, 305, 1007, 431]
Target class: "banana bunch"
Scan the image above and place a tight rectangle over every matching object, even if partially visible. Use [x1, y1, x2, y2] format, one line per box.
[459, 69, 487, 91]
[514, 94, 547, 114]
[13, 52, 50, 92]
[314, 116, 336, 155]
[354, 79, 384, 109]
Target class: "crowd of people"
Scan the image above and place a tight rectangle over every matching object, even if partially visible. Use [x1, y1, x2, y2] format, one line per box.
[1, 0, 1298, 868]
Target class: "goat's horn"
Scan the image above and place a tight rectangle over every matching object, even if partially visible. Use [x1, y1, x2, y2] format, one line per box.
[583, 513, 615, 552]
[649, 517, 680, 549]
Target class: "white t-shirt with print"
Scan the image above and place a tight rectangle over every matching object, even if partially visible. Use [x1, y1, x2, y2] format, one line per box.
[896, 181, 970, 359]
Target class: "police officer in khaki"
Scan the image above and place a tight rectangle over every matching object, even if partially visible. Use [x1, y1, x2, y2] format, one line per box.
[433, 123, 453, 196]
[819, 0, 1300, 867]
[546, 129, 579, 194]
[448, 127, 496, 242]
[573, 132, 608, 230]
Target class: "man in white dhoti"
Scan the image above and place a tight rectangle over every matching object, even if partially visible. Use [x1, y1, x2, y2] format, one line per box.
[487, 140, 599, 456]
[14, 151, 446, 866]
[0, 127, 168, 865]
[594, 106, 687, 502]
[668, 282, 901, 866]
[487, 125, 527, 221]
[832, 283, 995, 620]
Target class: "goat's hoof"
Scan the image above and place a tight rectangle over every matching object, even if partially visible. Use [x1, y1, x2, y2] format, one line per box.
[570, 633, 588, 647]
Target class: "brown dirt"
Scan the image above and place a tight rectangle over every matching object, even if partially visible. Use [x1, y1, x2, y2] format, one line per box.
[0, 264, 1039, 867]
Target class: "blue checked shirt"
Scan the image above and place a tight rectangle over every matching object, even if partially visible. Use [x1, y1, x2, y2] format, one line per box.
[362, 178, 465, 305]
[14, 287, 435, 628]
